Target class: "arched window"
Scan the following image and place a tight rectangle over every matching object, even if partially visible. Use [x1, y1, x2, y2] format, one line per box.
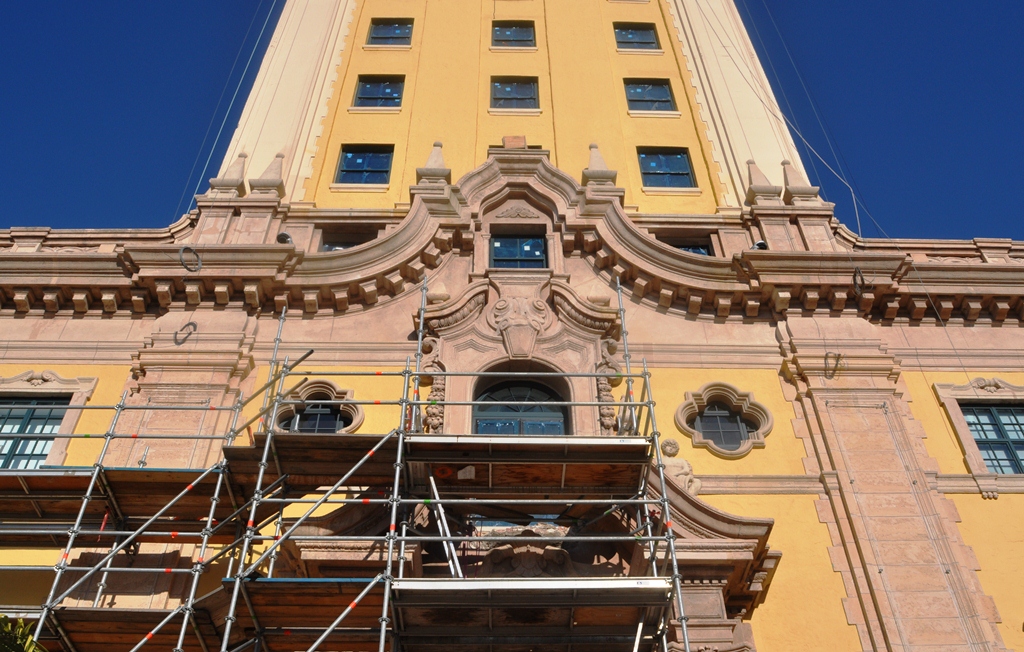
[280, 391, 354, 433]
[689, 402, 758, 453]
[474, 381, 565, 435]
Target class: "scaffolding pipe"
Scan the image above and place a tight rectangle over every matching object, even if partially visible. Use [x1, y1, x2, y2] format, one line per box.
[429, 475, 463, 579]
[34, 389, 128, 643]
[47, 463, 223, 608]
[174, 464, 226, 652]
[128, 606, 185, 652]
[237, 429, 399, 578]
[258, 305, 288, 435]
[219, 353, 292, 652]
[376, 356, 414, 652]
[644, 359, 691, 652]
[306, 574, 384, 652]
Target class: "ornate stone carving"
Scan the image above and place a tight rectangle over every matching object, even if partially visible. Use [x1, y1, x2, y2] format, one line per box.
[478, 533, 579, 578]
[961, 377, 1024, 394]
[596, 338, 623, 436]
[674, 459, 701, 495]
[551, 281, 620, 337]
[418, 281, 488, 335]
[495, 206, 540, 220]
[661, 438, 680, 457]
[421, 337, 445, 434]
[491, 296, 549, 359]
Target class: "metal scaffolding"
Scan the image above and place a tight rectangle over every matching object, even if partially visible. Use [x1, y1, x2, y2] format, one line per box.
[0, 279, 693, 652]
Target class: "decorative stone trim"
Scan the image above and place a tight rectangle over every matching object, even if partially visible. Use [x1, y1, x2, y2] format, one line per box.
[275, 381, 364, 434]
[674, 382, 773, 459]
[933, 377, 1024, 498]
[0, 370, 99, 465]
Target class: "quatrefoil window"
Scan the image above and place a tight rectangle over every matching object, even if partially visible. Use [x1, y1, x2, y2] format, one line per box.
[674, 382, 772, 458]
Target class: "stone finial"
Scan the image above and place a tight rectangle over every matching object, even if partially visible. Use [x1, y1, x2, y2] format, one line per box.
[416, 141, 451, 184]
[249, 152, 286, 197]
[582, 143, 617, 186]
[781, 159, 821, 205]
[745, 159, 782, 206]
[208, 152, 247, 197]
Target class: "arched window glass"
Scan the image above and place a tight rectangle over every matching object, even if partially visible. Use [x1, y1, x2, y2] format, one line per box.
[282, 392, 352, 433]
[474, 382, 565, 435]
[690, 402, 756, 452]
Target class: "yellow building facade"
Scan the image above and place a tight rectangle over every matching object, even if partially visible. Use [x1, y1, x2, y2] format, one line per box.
[1, 1, 1022, 651]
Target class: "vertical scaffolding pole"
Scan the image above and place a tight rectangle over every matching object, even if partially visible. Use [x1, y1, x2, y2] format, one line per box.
[220, 356, 291, 651]
[35, 389, 129, 642]
[375, 356, 414, 652]
[614, 278, 638, 435]
[174, 464, 227, 652]
[644, 359, 691, 652]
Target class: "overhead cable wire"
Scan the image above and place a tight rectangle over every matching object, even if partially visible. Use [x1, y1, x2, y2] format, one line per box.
[171, 0, 268, 223]
[184, 0, 280, 217]
[695, 0, 977, 383]
[734, 0, 826, 196]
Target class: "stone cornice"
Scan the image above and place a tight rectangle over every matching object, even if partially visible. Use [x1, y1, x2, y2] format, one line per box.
[4, 149, 1024, 324]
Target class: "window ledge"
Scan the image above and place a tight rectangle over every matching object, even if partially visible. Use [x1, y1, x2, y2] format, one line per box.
[642, 186, 701, 196]
[363, 44, 412, 51]
[628, 109, 682, 118]
[489, 46, 539, 52]
[348, 106, 402, 114]
[616, 48, 663, 55]
[330, 183, 391, 193]
[489, 107, 542, 116]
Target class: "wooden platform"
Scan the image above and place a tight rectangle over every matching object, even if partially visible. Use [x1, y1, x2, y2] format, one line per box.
[393, 577, 669, 652]
[44, 606, 221, 652]
[223, 431, 400, 493]
[405, 435, 651, 498]
[0, 467, 271, 547]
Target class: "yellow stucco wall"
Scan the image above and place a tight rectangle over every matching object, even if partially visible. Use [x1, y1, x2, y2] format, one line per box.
[703, 494, 861, 652]
[650, 368, 806, 475]
[950, 493, 1024, 651]
[303, 0, 724, 213]
[0, 364, 132, 604]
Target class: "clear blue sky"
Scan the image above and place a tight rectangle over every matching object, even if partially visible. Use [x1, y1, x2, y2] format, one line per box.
[1, 1, 1021, 240]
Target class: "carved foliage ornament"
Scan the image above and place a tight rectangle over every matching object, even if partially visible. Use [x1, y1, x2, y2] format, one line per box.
[495, 206, 540, 220]
[674, 382, 773, 459]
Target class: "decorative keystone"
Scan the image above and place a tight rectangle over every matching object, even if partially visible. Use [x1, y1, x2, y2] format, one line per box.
[781, 159, 822, 205]
[415, 141, 451, 184]
[745, 160, 783, 205]
[208, 153, 247, 197]
[248, 153, 285, 197]
[582, 143, 617, 186]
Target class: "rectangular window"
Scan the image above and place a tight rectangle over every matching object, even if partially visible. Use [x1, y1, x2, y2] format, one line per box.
[613, 22, 660, 49]
[961, 405, 1024, 474]
[656, 236, 712, 256]
[492, 21, 536, 47]
[490, 236, 547, 268]
[368, 18, 413, 45]
[336, 145, 394, 185]
[0, 397, 70, 469]
[354, 76, 404, 107]
[624, 79, 676, 111]
[491, 77, 539, 109]
[637, 148, 695, 188]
